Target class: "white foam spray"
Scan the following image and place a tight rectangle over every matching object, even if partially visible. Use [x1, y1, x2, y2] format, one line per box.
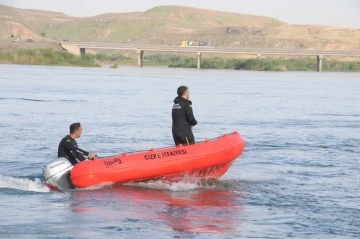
[125, 179, 204, 191]
[0, 174, 50, 193]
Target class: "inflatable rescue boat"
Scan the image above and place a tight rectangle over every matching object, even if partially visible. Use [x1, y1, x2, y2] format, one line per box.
[43, 131, 246, 191]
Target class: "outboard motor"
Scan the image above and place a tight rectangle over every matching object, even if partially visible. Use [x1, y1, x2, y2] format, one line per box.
[43, 158, 74, 191]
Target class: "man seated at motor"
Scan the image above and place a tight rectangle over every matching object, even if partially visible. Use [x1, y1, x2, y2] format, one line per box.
[172, 86, 198, 146]
[58, 122, 96, 165]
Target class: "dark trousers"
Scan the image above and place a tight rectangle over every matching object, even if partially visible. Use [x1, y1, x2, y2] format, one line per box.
[172, 128, 195, 146]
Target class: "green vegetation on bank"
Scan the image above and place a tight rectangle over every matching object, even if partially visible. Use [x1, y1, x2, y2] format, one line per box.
[1, 49, 360, 72]
[145, 54, 360, 72]
[93, 53, 136, 65]
[0, 48, 100, 67]
[110, 63, 119, 69]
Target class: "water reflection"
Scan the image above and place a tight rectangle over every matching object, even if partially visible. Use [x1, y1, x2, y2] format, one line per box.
[70, 183, 245, 236]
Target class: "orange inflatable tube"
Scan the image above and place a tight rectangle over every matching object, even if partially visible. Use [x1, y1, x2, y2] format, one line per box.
[70, 131, 246, 188]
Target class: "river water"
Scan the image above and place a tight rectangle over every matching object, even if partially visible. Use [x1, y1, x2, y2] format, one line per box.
[0, 64, 359, 238]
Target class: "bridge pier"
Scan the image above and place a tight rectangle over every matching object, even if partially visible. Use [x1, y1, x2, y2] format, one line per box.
[137, 50, 144, 67]
[317, 55, 323, 72]
[197, 52, 202, 69]
[80, 48, 86, 57]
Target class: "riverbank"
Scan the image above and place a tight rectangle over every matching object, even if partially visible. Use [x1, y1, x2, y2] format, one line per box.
[0, 48, 100, 67]
[1, 48, 360, 71]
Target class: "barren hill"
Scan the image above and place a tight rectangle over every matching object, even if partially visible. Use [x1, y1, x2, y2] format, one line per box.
[1, 4, 360, 50]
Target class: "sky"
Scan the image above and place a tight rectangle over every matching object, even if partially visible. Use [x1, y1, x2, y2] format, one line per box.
[1, 0, 360, 28]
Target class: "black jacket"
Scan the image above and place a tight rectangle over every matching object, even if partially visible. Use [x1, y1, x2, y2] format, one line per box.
[172, 97, 197, 131]
[58, 135, 89, 165]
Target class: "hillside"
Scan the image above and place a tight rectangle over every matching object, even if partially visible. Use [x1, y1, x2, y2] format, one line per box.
[1, 4, 360, 50]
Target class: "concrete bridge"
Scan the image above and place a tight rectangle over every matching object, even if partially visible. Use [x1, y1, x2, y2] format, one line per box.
[61, 42, 360, 71]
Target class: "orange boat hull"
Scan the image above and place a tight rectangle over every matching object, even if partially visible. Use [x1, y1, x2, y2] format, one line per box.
[70, 131, 246, 188]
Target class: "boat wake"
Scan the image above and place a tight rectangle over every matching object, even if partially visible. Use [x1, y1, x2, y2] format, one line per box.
[82, 182, 115, 191]
[0, 174, 50, 193]
[124, 177, 224, 191]
[0, 175, 237, 194]
[126, 180, 200, 191]
[66, 180, 203, 192]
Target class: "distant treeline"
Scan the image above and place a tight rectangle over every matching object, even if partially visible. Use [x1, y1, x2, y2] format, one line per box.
[1, 49, 360, 72]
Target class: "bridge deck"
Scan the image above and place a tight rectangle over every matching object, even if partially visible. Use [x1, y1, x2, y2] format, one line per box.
[62, 42, 360, 57]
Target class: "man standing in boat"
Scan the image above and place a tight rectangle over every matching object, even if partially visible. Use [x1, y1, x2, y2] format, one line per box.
[172, 86, 198, 145]
[58, 122, 96, 165]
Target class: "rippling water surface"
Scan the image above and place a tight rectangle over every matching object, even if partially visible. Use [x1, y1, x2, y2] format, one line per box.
[0, 65, 359, 238]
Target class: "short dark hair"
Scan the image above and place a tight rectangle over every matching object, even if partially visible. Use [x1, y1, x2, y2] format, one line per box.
[177, 86, 188, 97]
[70, 123, 81, 134]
